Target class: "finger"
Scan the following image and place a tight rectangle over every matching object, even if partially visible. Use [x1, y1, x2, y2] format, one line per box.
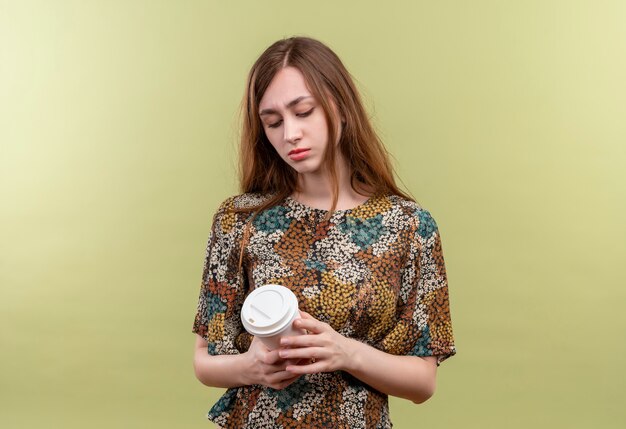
[286, 360, 326, 375]
[292, 318, 325, 334]
[299, 310, 314, 319]
[265, 359, 299, 372]
[280, 334, 321, 349]
[273, 374, 300, 390]
[263, 363, 288, 373]
[267, 370, 300, 385]
[264, 357, 301, 371]
[278, 346, 325, 361]
[281, 377, 300, 389]
[285, 358, 302, 367]
[281, 373, 300, 384]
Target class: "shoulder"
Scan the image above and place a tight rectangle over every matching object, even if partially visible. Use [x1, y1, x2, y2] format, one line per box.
[385, 194, 436, 222]
[215, 192, 274, 214]
[210, 192, 274, 234]
[386, 195, 440, 239]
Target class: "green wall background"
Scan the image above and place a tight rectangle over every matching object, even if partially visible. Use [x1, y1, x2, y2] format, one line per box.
[1, 1, 625, 428]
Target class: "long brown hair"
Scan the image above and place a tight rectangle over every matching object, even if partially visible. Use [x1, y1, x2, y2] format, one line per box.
[234, 36, 414, 267]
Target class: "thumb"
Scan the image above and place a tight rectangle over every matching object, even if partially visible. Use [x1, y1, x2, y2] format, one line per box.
[299, 310, 314, 319]
[251, 335, 271, 352]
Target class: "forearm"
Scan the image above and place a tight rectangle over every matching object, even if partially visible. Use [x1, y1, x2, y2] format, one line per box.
[193, 349, 248, 388]
[343, 338, 437, 404]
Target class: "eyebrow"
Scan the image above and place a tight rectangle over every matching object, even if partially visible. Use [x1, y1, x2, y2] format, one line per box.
[259, 96, 313, 116]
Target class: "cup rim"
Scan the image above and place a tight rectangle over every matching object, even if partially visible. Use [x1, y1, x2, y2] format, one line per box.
[241, 284, 299, 336]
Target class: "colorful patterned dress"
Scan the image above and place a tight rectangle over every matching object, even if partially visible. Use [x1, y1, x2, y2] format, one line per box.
[192, 193, 456, 428]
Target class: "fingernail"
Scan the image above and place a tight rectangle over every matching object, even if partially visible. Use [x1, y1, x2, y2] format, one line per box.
[279, 351, 287, 358]
[281, 338, 290, 346]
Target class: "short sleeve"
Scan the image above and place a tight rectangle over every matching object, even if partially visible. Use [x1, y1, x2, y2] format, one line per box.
[192, 198, 250, 355]
[379, 208, 456, 366]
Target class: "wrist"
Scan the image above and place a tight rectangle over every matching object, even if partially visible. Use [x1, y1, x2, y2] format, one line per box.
[235, 351, 253, 386]
[341, 337, 363, 374]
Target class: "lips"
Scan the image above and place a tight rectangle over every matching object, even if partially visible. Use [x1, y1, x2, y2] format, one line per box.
[288, 148, 311, 161]
[288, 148, 310, 156]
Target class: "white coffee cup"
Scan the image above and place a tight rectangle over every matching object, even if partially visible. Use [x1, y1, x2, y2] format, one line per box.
[241, 284, 305, 350]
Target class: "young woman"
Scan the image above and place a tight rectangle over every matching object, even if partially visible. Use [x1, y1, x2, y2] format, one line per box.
[192, 36, 456, 428]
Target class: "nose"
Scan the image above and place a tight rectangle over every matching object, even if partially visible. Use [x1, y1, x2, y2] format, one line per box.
[283, 117, 302, 144]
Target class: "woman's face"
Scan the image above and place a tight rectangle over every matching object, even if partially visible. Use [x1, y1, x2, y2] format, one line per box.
[258, 67, 339, 176]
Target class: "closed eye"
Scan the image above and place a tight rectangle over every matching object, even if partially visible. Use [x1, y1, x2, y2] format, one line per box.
[266, 108, 314, 129]
[296, 108, 314, 118]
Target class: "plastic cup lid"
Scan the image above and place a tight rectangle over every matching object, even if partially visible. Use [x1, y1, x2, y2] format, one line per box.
[241, 284, 298, 336]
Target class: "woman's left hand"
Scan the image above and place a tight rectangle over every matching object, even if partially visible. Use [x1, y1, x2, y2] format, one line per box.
[278, 310, 356, 374]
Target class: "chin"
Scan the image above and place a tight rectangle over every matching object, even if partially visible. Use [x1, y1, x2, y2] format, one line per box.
[292, 165, 323, 175]
[286, 160, 323, 175]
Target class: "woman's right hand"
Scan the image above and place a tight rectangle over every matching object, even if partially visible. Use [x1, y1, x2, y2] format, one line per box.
[242, 336, 301, 390]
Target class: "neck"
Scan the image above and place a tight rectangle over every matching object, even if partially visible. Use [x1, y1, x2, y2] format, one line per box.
[293, 154, 371, 211]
